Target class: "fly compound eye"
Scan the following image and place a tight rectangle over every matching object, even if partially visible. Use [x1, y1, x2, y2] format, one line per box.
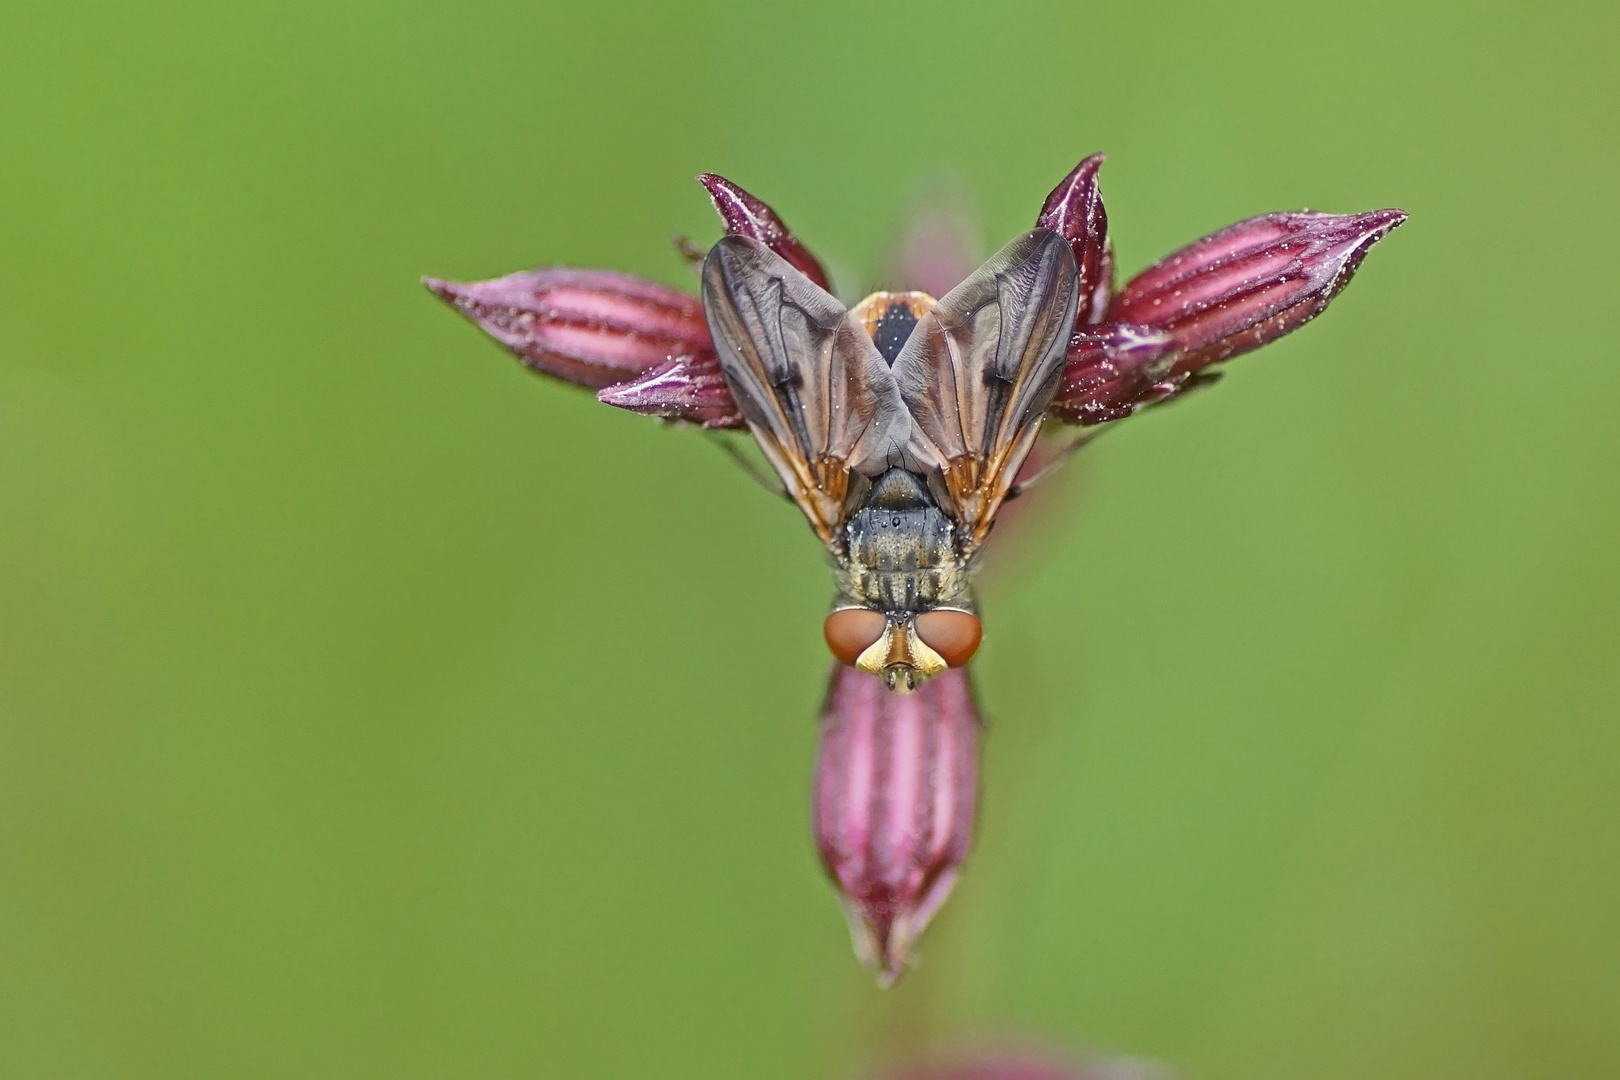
[915, 610, 982, 667]
[824, 609, 888, 666]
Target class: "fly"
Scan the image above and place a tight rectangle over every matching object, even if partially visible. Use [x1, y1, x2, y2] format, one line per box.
[702, 228, 1079, 692]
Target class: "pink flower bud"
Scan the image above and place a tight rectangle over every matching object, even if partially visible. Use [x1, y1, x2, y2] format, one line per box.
[1045, 207, 1406, 425]
[1108, 208, 1407, 378]
[595, 348, 743, 428]
[423, 269, 710, 390]
[1036, 153, 1114, 326]
[813, 665, 979, 986]
[697, 173, 833, 292]
[1047, 322, 1177, 426]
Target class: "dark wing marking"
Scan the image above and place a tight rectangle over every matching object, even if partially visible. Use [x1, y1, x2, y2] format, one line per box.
[702, 235, 910, 545]
[892, 229, 1079, 550]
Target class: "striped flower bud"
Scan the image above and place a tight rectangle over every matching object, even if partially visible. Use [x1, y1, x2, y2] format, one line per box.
[697, 172, 832, 292]
[1109, 207, 1408, 378]
[1040, 152, 1407, 427]
[813, 664, 980, 986]
[423, 268, 710, 390]
[594, 348, 741, 428]
[1035, 151, 1114, 326]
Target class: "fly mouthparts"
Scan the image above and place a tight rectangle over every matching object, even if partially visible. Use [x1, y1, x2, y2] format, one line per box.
[883, 665, 919, 695]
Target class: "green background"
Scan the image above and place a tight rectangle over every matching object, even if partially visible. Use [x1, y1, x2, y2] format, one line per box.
[2, 0, 1616, 1077]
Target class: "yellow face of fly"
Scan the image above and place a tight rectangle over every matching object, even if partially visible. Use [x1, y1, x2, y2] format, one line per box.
[854, 616, 949, 694]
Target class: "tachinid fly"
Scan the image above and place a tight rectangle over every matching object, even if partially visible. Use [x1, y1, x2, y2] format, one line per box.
[702, 229, 1078, 692]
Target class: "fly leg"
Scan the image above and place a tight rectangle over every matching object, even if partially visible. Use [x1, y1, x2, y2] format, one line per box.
[1005, 431, 1092, 501]
[672, 235, 706, 274]
[705, 431, 792, 502]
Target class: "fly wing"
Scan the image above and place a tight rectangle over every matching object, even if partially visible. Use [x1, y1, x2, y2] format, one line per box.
[702, 235, 910, 545]
[893, 229, 1079, 551]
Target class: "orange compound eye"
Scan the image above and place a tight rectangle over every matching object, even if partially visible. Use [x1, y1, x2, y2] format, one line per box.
[824, 609, 887, 666]
[915, 610, 982, 667]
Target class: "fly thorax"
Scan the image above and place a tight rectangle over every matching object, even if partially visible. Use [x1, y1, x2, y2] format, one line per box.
[841, 469, 967, 611]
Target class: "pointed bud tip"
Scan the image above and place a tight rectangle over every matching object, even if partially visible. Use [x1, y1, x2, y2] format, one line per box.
[1330, 207, 1409, 281]
[424, 267, 712, 390]
[594, 381, 634, 407]
[1036, 153, 1106, 228]
[1324, 207, 1407, 247]
[1037, 152, 1113, 325]
[594, 350, 742, 427]
[1362, 207, 1409, 241]
[1046, 150, 1105, 193]
[695, 172, 751, 215]
[693, 171, 832, 291]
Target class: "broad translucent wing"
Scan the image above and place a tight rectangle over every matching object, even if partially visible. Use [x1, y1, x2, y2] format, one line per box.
[893, 229, 1079, 550]
[702, 236, 911, 545]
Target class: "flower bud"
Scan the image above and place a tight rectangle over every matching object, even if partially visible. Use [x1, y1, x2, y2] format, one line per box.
[1036, 153, 1114, 326]
[813, 664, 979, 986]
[1047, 322, 1177, 426]
[1046, 207, 1406, 425]
[1108, 208, 1407, 377]
[423, 268, 710, 390]
[697, 173, 833, 292]
[595, 349, 743, 428]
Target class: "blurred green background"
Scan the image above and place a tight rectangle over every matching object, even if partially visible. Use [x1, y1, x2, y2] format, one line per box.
[2, 0, 1616, 1077]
